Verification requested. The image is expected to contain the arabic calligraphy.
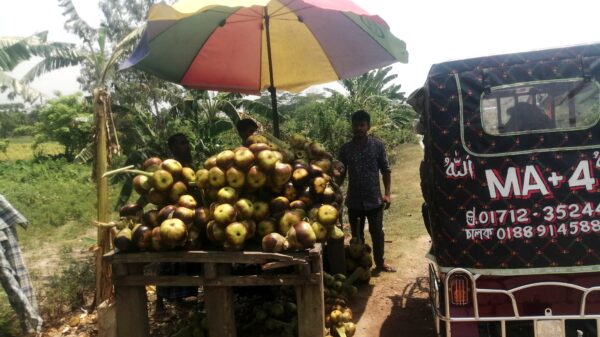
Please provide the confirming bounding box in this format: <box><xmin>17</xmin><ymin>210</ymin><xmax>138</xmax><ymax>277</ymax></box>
<box><xmin>444</xmin><ymin>151</ymin><xmax>475</xmax><ymax>179</ymax></box>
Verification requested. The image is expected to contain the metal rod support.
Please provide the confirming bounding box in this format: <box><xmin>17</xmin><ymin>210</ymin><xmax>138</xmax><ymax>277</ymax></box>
<box><xmin>263</xmin><ymin>7</ymin><xmax>280</xmax><ymax>138</ymax></box>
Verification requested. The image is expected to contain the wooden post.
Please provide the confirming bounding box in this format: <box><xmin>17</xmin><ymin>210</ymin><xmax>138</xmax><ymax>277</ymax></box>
<box><xmin>325</xmin><ymin>236</ymin><xmax>346</xmax><ymax>275</ymax></box>
<box><xmin>94</xmin><ymin>87</ymin><xmax>113</xmax><ymax>307</ymax></box>
<box><xmin>114</xmin><ymin>263</ymin><xmax>149</xmax><ymax>337</ymax></box>
<box><xmin>295</xmin><ymin>254</ymin><xmax>325</xmax><ymax>337</ymax></box>
<box><xmin>204</xmin><ymin>263</ymin><xmax>236</xmax><ymax>337</ymax></box>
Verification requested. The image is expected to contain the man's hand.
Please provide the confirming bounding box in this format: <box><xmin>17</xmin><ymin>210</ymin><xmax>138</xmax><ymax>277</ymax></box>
<box><xmin>383</xmin><ymin>195</ymin><xmax>391</xmax><ymax>210</ymax></box>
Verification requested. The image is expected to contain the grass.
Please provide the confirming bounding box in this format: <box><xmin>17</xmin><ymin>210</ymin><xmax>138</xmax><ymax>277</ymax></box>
<box><xmin>1</xmin><ymin>136</ymin><xmax>64</xmax><ymax>161</ymax></box>
<box><xmin>0</xmin><ymin>159</ymin><xmax>97</xmax><ymax>248</ymax></box>
<box><xmin>384</xmin><ymin>143</ymin><xmax>427</xmax><ymax>240</ymax></box>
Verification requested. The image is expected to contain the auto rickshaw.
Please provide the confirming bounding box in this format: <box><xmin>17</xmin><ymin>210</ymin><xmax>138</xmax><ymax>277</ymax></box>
<box><xmin>409</xmin><ymin>43</ymin><xmax>600</xmax><ymax>337</ymax></box>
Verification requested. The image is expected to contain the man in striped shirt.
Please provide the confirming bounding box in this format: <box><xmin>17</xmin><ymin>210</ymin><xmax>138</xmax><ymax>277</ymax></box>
<box><xmin>0</xmin><ymin>194</ymin><xmax>43</xmax><ymax>334</ymax></box>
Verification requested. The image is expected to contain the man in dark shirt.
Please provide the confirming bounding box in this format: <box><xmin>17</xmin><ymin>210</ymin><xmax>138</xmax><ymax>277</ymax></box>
<box><xmin>338</xmin><ymin>110</ymin><xmax>395</xmax><ymax>273</ymax></box>
<box><xmin>167</xmin><ymin>133</ymin><xmax>193</xmax><ymax>167</ymax></box>
<box><xmin>236</xmin><ymin>118</ymin><xmax>259</xmax><ymax>144</ymax></box>
<box><xmin>155</xmin><ymin>133</ymin><xmax>198</xmax><ymax>316</ymax></box>
<box><xmin>503</xmin><ymin>102</ymin><xmax>555</xmax><ymax>132</ymax></box>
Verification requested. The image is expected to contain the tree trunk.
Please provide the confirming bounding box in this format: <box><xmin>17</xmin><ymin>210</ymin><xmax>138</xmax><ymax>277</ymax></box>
<box><xmin>94</xmin><ymin>87</ymin><xmax>113</xmax><ymax>309</ymax></box>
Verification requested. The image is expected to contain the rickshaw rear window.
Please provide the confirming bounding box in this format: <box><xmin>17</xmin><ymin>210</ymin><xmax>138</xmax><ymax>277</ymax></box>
<box><xmin>481</xmin><ymin>78</ymin><xmax>600</xmax><ymax>135</ymax></box>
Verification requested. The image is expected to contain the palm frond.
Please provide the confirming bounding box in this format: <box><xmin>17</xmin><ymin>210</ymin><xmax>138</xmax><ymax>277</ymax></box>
<box><xmin>217</xmin><ymin>98</ymin><xmax>241</xmax><ymax>125</ymax></box>
<box><xmin>100</xmin><ymin>26</ymin><xmax>145</xmax><ymax>84</ymax></box>
<box><xmin>21</xmin><ymin>52</ymin><xmax>85</xmax><ymax>83</ymax></box>
<box><xmin>236</xmin><ymin>98</ymin><xmax>272</xmax><ymax>120</ymax></box>
<box><xmin>0</xmin><ymin>71</ymin><xmax>45</xmax><ymax>103</ymax></box>
<box><xmin>0</xmin><ymin>32</ymin><xmax>49</xmax><ymax>71</ymax></box>
<box><xmin>26</xmin><ymin>41</ymin><xmax>76</xmax><ymax>58</ymax></box>
<box><xmin>0</xmin><ymin>43</ymin><xmax>30</xmax><ymax>71</ymax></box>
<box><xmin>59</xmin><ymin>0</ymin><xmax>96</xmax><ymax>41</ymax></box>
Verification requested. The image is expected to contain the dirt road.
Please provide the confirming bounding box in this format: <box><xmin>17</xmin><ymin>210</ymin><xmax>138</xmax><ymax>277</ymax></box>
<box><xmin>351</xmin><ymin>235</ymin><xmax>434</xmax><ymax>337</ymax></box>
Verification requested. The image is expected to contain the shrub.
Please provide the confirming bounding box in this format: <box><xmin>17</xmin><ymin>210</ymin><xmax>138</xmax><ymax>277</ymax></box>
<box><xmin>41</xmin><ymin>254</ymin><xmax>95</xmax><ymax>319</ymax></box>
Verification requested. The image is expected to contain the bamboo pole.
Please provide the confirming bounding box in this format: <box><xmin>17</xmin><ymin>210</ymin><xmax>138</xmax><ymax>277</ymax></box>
<box><xmin>94</xmin><ymin>87</ymin><xmax>113</xmax><ymax>308</ymax></box>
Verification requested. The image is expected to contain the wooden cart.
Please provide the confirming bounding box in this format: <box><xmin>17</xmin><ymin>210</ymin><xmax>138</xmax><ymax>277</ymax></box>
<box><xmin>103</xmin><ymin>244</ymin><xmax>325</xmax><ymax>337</ymax></box>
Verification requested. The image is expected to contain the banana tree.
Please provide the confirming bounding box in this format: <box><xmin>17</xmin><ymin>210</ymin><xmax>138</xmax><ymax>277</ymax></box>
<box><xmin>340</xmin><ymin>66</ymin><xmax>406</xmax><ymax>104</ymax></box>
<box><xmin>46</xmin><ymin>0</ymin><xmax>148</xmax><ymax>308</ymax></box>
<box><xmin>12</xmin><ymin>0</ymin><xmax>172</xmax><ymax>309</ymax></box>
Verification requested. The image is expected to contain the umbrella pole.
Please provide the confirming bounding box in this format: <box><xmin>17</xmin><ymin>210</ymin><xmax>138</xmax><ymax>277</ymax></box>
<box><xmin>264</xmin><ymin>7</ymin><xmax>280</xmax><ymax>138</ymax></box>
<box><xmin>268</xmin><ymin>87</ymin><xmax>279</xmax><ymax>138</ymax></box>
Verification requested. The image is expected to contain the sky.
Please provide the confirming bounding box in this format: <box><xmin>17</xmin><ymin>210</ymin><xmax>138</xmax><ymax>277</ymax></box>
<box><xmin>2</xmin><ymin>0</ymin><xmax>600</xmax><ymax>102</ymax></box>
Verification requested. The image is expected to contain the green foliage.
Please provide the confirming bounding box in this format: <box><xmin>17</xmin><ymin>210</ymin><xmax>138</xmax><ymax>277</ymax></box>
<box><xmin>0</xmin><ymin>139</ymin><xmax>7</xmax><ymax>157</ymax></box>
<box><xmin>0</xmin><ymin>158</ymin><xmax>96</xmax><ymax>231</ymax></box>
<box><xmin>280</xmin><ymin>97</ymin><xmax>351</xmax><ymax>152</ymax></box>
<box><xmin>324</xmin><ymin>67</ymin><xmax>418</xmax><ymax>158</ymax></box>
<box><xmin>274</xmin><ymin>67</ymin><xmax>418</xmax><ymax>158</ymax></box>
<box><xmin>32</xmin><ymin>94</ymin><xmax>92</xmax><ymax>161</ymax></box>
<box><xmin>368</xmin><ymin>104</ymin><xmax>418</xmax><ymax>162</ymax></box>
<box><xmin>116</xmin><ymin>88</ymin><xmax>238</xmax><ymax>157</ymax></box>
<box><xmin>0</xmin><ymin>103</ymin><xmax>32</xmax><ymax>138</ymax></box>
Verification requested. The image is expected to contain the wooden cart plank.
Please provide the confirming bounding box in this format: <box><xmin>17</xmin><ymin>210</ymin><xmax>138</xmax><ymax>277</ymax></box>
<box><xmin>114</xmin><ymin>274</ymin><xmax>320</xmax><ymax>287</ymax></box>
<box><xmin>104</xmin><ymin>250</ymin><xmax>298</xmax><ymax>264</ymax></box>
<box><xmin>104</xmin><ymin>245</ymin><xmax>321</xmax><ymax>263</ymax></box>
<box><xmin>261</xmin><ymin>260</ymin><xmax>308</xmax><ymax>271</ymax></box>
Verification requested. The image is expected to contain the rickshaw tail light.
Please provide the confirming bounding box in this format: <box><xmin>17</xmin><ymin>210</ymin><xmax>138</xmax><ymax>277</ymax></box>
<box><xmin>449</xmin><ymin>274</ymin><xmax>470</xmax><ymax>306</ymax></box>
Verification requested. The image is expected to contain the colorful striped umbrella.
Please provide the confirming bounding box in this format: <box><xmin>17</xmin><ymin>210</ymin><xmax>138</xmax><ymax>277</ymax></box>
<box><xmin>121</xmin><ymin>0</ymin><xmax>408</xmax><ymax>136</ymax></box>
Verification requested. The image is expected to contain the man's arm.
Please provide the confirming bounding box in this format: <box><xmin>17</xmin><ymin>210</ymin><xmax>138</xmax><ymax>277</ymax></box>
<box><xmin>335</xmin><ymin>145</ymin><xmax>347</xmax><ymax>186</ymax></box>
<box><xmin>377</xmin><ymin>141</ymin><xmax>392</xmax><ymax>209</ymax></box>
<box><xmin>382</xmin><ymin>171</ymin><xmax>391</xmax><ymax>209</ymax></box>
<box><xmin>336</xmin><ymin>168</ymin><xmax>346</xmax><ymax>186</ymax></box>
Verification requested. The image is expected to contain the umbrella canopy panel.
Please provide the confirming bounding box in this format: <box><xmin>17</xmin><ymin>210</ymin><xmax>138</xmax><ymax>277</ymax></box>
<box><xmin>122</xmin><ymin>0</ymin><xmax>408</xmax><ymax>94</ymax></box>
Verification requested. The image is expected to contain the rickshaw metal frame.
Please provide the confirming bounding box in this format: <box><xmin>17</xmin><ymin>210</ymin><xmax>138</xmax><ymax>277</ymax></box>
<box><xmin>429</xmin><ymin>263</ymin><xmax>600</xmax><ymax>337</ymax></box>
